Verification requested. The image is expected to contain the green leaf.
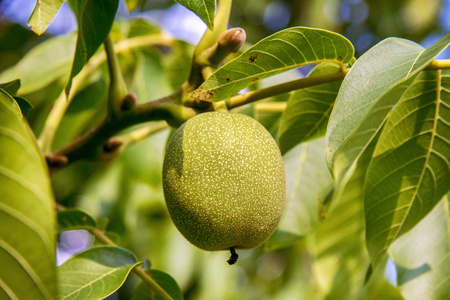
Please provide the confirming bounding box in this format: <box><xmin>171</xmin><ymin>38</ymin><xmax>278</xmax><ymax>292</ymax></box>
<box><xmin>0</xmin><ymin>34</ymin><xmax>76</xmax><ymax>95</ymax></box>
<box><xmin>278</xmin><ymin>62</ymin><xmax>342</xmax><ymax>154</ymax></box>
<box><xmin>0</xmin><ymin>89</ymin><xmax>57</xmax><ymax>299</ymax></box>
<box><xmin>326</xmin><ymin>33</ymin><xmax>450</xmax><ymax>182</ymax></box>
<box><xmin>389</xmin><ymin>196</ymin><xmax>449</xmax><ymax>300</ymax></box>
<box><xmin>194</xmin><ymin>27</ymin><xmax>354</xmax><ymax>102</ymax></box>
<box><xmin>277</xmin><ymin>138</ymin><xmax>334</xmax><ymax>239</ymax></box>
<box><xmin>27</xmin><ymin>0</ymin><xmax>67</xmax><ymax>35</ymax></box>
<box><xmin>0</xmin><ymin>79</ymin><xmax>21</xmax><ymax>95</ymax></box>
<box><xmin>364</xmin><ymin>69</ymin><xmax>450</xmax><ymax>266</ymax></box>
<box><xmin>174</xmin><ymin>0</ymin><xmax>215</xmax><ymax>30</ymax></box>
<box><xmin>58</xmin><ymin>208</ymin><xmax>97</xmax><ymax>232</ymax></box>
<box><xmin>67</xmin><ymin>0</ymin><xmax>119</xmax><ymax>93</ymax></box>
<box><xmin>132</xmin><ymin>269</ymin><xmax>184</xmax><ymax>300</ymax></box>
<box><xmin>58</xmin><ymin>246</ymin><xmax>142</xmax><ymax>300</ymax></box>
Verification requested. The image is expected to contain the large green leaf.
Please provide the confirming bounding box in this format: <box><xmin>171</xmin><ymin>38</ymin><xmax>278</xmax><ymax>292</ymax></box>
<box><xmin>364</xmin><ymin>69</ymin><xmax>450</xmax><ymax>266</ymax></box>
<box><xmin>67</xmin><ymin>0</ymin><xmax>119</xmax><ymax>93</ymax></box>
<box><xmin>278</xmin><ymin>62</ymin><xmax>342</xmax><ymax>154</ymax></box>
<box><xmin>0</xmin><ymin>34</ymin><xmax>76</xmax><ymax>95</ymax></box>
<box><xmin>27</xmin><ymin>0</ymin><xmax>67</xmax><ymax>35</ymax></box>
<box><xmin>132</xmin><ymin>269</ymin><xmax>184</xmax><ymax>300</ymax></box>
<box><xmin>193</xmin><ymin>27</ymin><xmax>354</xmax><ymax>102</ymax></box>
<box><xmin>326</xmin><ymin>33</ymin><xmax>450</xmax><ymax>182</ymax></box>
<box><xmin>0</xmin><ymin>89</ymin><xmax>57</xmax><ymax>299</ymax></box>
<box><xmin>174</xmin><ymin>0</ymin><xmax>215</xmax><ymax>30</ymax></box>
<box><xmin>58</xmin><ymin>246</ymin><xmax>141</xmax><ymax>300</ymax></box>
<box><xmin>390</xmin><ymin>196</ymin><xmax>449</xmax><ymax>300</ymax></box>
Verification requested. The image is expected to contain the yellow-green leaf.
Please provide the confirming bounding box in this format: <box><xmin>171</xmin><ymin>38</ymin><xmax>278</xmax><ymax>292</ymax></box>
<box><xmin>364</xmin><ymin>69</ymin><xmax>450</xmax><ymax>266</ymax></box>
<box><xmin>58</xmin><ymin>246</ymin><xmax>141</xmax><ymax>300</ymax></box>
<box><xmin>326</xmin><ymin>33</ymin><xmax>450</xmax><ymax>183</ymax></box>
<box><xmin>27</xmin><ymin>0</ymin><xmax>67</xmax><ymax>35</ymax></box>
<box><xmin>0</xmin><ymin>89</ymin><xmax>57</xmax><ymax>299</ymax></box>
<box><xmin>194</xmin><ymin>27</ymin><xmax>354</xmax><ymax>102</ymax></box>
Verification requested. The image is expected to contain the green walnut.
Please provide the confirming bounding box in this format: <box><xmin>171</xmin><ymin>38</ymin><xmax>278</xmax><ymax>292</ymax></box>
<box><xmin>162</xmin><ymin>112</ymin><xmax>286</xmax><ymax>264</ymax></box>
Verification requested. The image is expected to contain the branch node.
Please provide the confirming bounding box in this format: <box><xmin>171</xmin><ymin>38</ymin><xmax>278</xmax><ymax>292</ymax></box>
<box><xmin>121</xmin><ymin>92</ymin><xmax>137</xmax><ymax>111</ymax></box>
<box><xmin>45</xmin><ymin>154</ymin><xmax>68</xmax><ymax>168</ymax></box>
<box><xmin>103</xmin><ymin>138</ymin><xmax>123</xmax><ymax>153</ymax></box>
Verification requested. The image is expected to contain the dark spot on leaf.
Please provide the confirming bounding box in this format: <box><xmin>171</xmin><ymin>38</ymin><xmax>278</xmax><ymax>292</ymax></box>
<box><xmin>252</xmin><ymin>77</ymin><xmax>259</xmax><ymax>82</ymax></box>
<box><xmin>193</xmin><ymin>87</ymin><xmax>215</xmax><ymax>102</ymax></box>
<box><xmin>339</xmin><ymin>55</ymin><xmax>343</xmax><ymax>59</ymax></box>
<box><xmin>249</xmin><ymin>54</ymin><xmax>258</xmax><ymax>63</ymax></box>
<box><xmin>226</xmin><ymin>78</ymin><xmax>230</xmax><ymax>82</ymax></box>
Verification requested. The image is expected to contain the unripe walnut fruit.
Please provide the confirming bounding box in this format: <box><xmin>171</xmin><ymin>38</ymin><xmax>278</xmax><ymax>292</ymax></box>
<box><xmin>162</xmin><ymin>112</ymin><xmax>286</xmax><ymax>254</ymax></box>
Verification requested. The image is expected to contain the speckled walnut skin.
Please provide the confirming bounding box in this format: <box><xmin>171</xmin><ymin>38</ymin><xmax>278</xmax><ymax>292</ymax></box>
<box><xmin>163</xmin><ymin>112</ymin><xmax>286</xmax><ymax>251</ymax></box>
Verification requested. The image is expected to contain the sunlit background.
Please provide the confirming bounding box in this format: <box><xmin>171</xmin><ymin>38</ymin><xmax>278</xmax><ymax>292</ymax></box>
<box><xmin>0</xmin><ymin>0</ymin><xmax>448</xmax><ymax>299</ymax></box>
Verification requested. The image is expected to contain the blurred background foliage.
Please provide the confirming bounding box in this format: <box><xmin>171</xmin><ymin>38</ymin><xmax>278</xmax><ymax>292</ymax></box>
<box><xmin>0</xmin><ymin>0</ymin><xmax>448</xmax><ymax>299</ymax></box>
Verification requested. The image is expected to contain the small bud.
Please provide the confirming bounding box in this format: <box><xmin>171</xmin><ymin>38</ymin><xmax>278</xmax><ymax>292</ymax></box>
<box><xmin>46</xmin><ymin>155</ymin><xmax>68</xmax><ymax>168</ymax></box>
<box><xmin>218</xmin><ymin>28</ymin><xmax>246</xmax><ymax>53</ymax></box>
<box><xmin>121</xmin><ymin>93</ymin><xmax>137</xmax><ymax>111</ymax></box>
<box><xmin>103</xmin><ymin>138</ymin><xmax>123</xmax><ymax>153</ymax></box>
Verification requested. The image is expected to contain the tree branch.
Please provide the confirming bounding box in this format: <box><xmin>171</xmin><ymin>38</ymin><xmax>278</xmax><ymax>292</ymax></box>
<box><xmin>226</xmin><ymin>68</ymin><xmax>349</xmax><ymax>109</ymax></box>
<box><xmin>49</xmin><ymin>90</ymin><xmax>199</xmax><ymax>172</ymax></box>
<box><xmin>425</xmin><ymin>59</ymin><xmax>450</xmax><ymax>70</ymax></box>
<box><xmin>183</xmin><ymin>0</ymin><xmax>236</xmax><ymax>108</ymax></box>
<box><xmin>48</xmin><ymin>58</ymin><xmax>450</xmax><ymax>172</ymax></box>
<box><xmin>193</xmin><ymin>0</ymin><xmax>233</xmax><ymax>58</ymax></box>
<box><xmin>38</xmin><ymin>33</ymin><xmax>173</xmax><ymax>153</ymax></box>
<box><xmin>253</xmin><ymin>102</ymin><xmax>287</xmax><ymax>113</ymax></box>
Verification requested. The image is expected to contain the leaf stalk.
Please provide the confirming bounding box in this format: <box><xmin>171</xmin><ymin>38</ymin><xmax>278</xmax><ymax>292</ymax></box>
<box><xmin>38</xmin><ymin>33</ymin><xmax>173</xmax><ymax>153</ymax></box>
<box><xmin>226</xmin><ymin>68</ymin><xmax>349</xmax><ymax>109</ymax></box>
<box><xmin>104</xmin><ymin>34</ymin><xmax>128</xmax><ymax>118</ymax></box>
